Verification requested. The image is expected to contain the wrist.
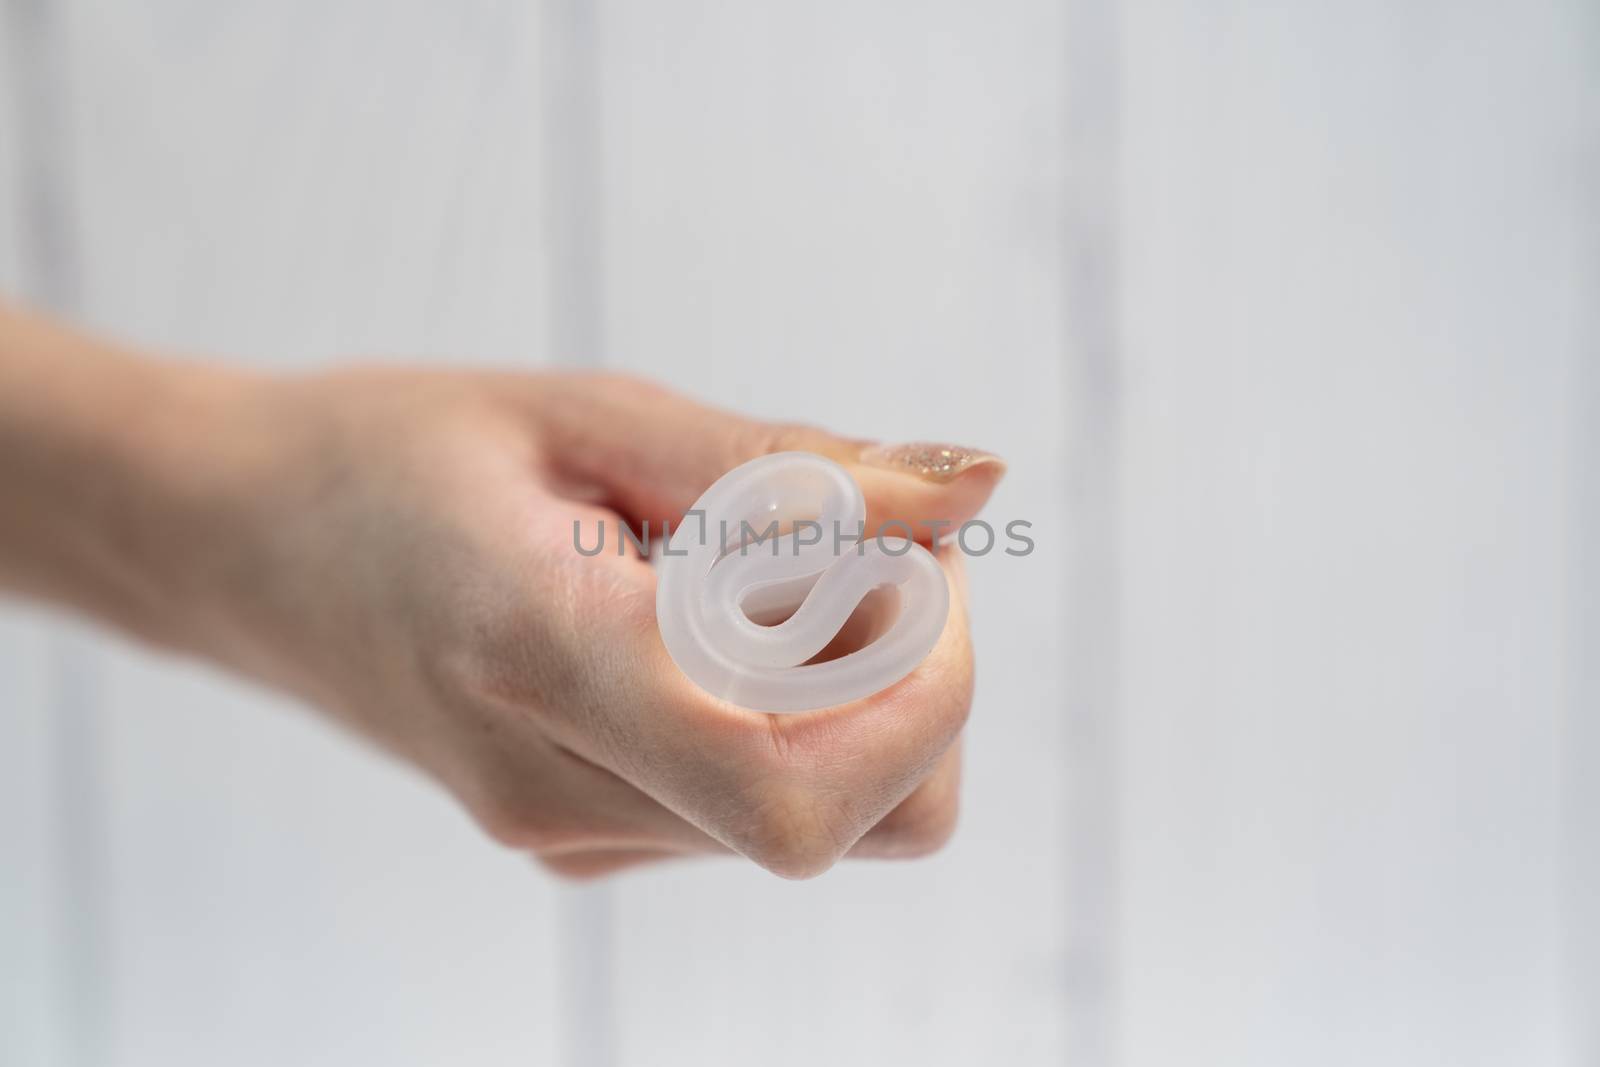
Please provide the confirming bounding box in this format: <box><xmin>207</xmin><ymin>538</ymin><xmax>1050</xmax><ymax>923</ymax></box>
<box><xmin>0</xmin><ymin>307</ymin><xmax>273</xmax><ymax>656</ymax></box>
<box><xmin>99</xmin><ymin>358</ymin><xmax>278</xmax><ymax>657</ymax></box>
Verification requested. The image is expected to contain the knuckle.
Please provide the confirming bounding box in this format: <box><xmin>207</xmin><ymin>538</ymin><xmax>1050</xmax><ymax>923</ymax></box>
<box><xmin>914</xmin><ymin>650</ymin><xmax>976</xmax><ymax>740</ymax></box>
<box><xmin>760</xmin><ymin>421</ymin><xmax>815</xmax><ymax>453</ymax></box>
<box><xmin>743</xmin><ymin>420</ymin><xmax>832</xmax><ymax>461</ymax></box>
<box><xmin>731</xmin><ymin>785</ymin><xmax>855</xmax><ymax>880</ymax></box>
<box><xmin>534</xmin><ymin>854</ymin><xmax>605</xmax><ymax>882</ymax></box>
<box><xmin>873</xmin><ymin>790</ymin><xmax>960</xmax><ymax>858</ymax></box>
<box><xmin>473</xmin><ymin>797</ymin><xmax>569</xmax><ymax>853</ymax></box>
<box><xmin>536</xmin><ymin>852</ymin><xmax>646</xmax><ymax>882</ymax></box>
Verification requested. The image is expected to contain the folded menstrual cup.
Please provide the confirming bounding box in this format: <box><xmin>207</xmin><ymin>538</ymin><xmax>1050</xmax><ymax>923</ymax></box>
<box><xmin>656</xmin><ymin>452</ymin><xmax>949</xmax><ymax>712</ymax></box>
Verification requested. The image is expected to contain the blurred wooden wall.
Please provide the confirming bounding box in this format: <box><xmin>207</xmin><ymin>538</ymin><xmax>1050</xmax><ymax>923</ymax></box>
<box><xmin>1</xmin><ymin>1</ymin><xmax>1594</xmax><ymax>1065</ymax></box>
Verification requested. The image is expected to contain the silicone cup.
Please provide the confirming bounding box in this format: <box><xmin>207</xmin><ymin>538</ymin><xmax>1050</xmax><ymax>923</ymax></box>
<box><xmin>656</xmin><ymin>452</ymin><xmax>950</xmax><ymax>712</ymax></box>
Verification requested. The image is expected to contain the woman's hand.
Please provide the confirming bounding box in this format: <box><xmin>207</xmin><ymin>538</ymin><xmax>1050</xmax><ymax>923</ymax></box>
<box><xmin>0</xmin><ymin>307</ymin><xmax>1005</xmax><ymax>878</ymax></box>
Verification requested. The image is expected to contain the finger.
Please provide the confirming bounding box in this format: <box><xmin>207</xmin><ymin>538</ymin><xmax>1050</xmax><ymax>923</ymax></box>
<box><xmin>524</xmin><ymin>374</ymin><xmax>1006</xmax><ymax>539</ymax></box>
<box><xmin>536</xmin><ymin>847</ymin><xmax>687</xmax><ymax>880</ymax></box>
<box><xmin>447</xmin><ymin>702</ymin><xmax>727</xmax><ymax>856</ymax></box>
<box><xmin>849</xmin><ymin>740</ymin><xmax>962</xmax><ymax>859</ymax></box>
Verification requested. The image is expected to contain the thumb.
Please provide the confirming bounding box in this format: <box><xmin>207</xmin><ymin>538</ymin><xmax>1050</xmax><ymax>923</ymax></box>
<box><xmin>528</xmin><ymin>374</ymin><xmax>1006</xmax><ymax>539</ymax></box>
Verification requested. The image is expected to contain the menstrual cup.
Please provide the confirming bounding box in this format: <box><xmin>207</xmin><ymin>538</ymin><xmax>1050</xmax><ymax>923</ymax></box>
<box><xmin>656</xmin><ymin>452</ymin><xmax>949</xmax><ymax>712</ymax></box>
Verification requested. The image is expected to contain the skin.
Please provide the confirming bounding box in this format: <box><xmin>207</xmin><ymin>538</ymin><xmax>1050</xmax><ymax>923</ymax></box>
<box><xmin>0</xmin><ymin>303</ymin><xmax>1004</xmax><ymax>879</ymax></box>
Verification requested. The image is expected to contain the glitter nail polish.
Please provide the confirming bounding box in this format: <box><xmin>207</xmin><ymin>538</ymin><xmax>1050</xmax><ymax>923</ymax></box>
<box><xmin>858</xmin><ymin>442</ymin><xmax>1002</xmax><ymax>483</ymax></box>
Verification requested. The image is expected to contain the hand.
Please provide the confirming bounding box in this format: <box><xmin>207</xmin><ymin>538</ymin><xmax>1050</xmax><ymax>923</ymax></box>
<box><xmin>1</xmin><ymin>313</ymin><xmax>1005</xmax><ymax>879</ymax></box>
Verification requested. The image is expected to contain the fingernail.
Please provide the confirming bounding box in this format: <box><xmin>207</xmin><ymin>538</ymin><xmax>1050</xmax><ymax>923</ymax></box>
<box><xmin>858</xmin><ymin>442</ymin><xmax>1006</xmax><ymax>484</ymax></box>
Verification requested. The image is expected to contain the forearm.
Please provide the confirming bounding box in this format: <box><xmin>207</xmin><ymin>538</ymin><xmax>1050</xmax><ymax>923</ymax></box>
<box><xmin>0</xmin><ymin>303</ymin><xmax>261</xmax><ymax>651</ymax></box>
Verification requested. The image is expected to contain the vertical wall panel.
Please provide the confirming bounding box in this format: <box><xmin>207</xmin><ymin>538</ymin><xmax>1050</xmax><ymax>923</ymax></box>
<box><xmin>539</xmin><ymin>2</ymin><xmax>620</xmax><ymax>1064</ymax></box>
<box><xmin>2</xmin><ymin>4</ymin><xmax>93</xmax><ymax>1065</ymax></box>
<box><xmin>593</xmin><ymin>3</ymin><xmax>1071</xmax><ymax>1064</ymax></box>
<box><xmin>1573</xmin><ymin>285</ymin><xmax>1599</xmax><ymax>1066</ymax></box>
<box><xmin>1114</xmin><ymin>1</ymin><xmax>1592</xmax><ymax>1064</ymax></box>
<box><xmin>1567</xmin><ymin>11</ymin><xmax>1600</xmax><ymax>1056</ymax></box>
<box><xmin>1059</xmin><ymin>0</ymin><xmax>1122</xmax><ymax>1059</ymax></box>
<box><xmin>0</xmin><ymin>16</ymin><xmax>53</xmax><ymax>1065</ymax></box>
<box><xmin>0</xmin><ymin>3</ymin><xmax>17</xmax><ymax>280</ymax></box>
<box><xmin>0</xmin><ymin>605</ymin><xmax>70</xmax><ymax>1067</ymax></box>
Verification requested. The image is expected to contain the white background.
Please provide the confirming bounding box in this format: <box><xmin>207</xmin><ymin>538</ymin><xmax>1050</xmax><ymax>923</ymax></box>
<box><xmin>1</xmin><ymin>2</ymin><xmax>1595</xmax><ymax>1065</ymax></box>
